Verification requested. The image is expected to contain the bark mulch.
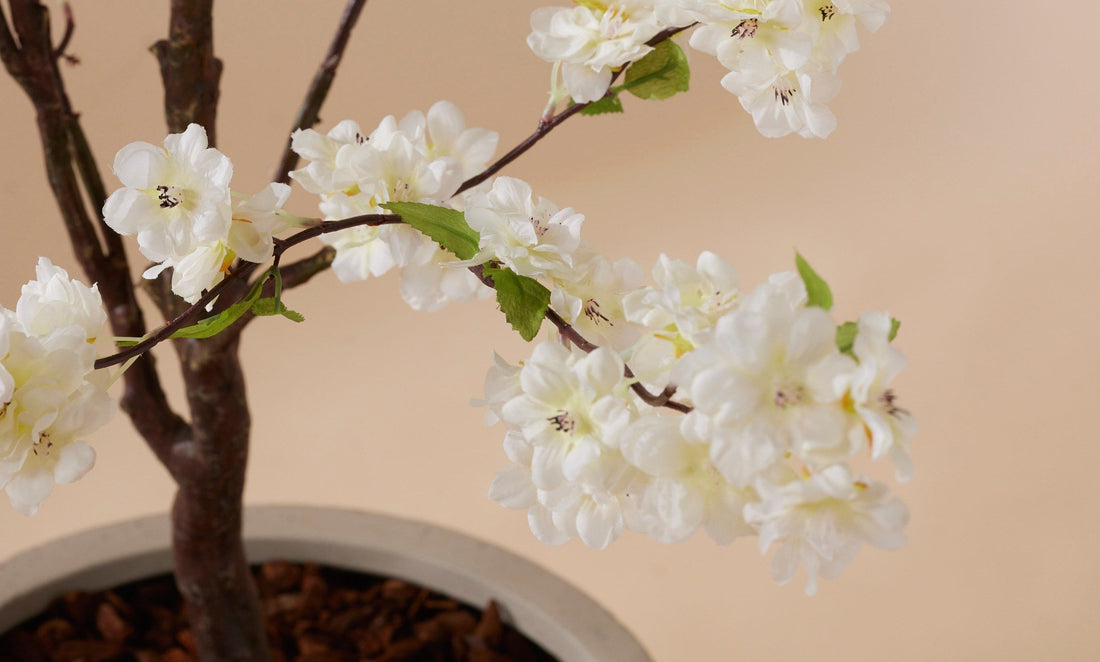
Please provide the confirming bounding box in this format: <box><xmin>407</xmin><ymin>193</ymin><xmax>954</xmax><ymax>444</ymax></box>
<box><xmin>0</xmin><ymin>561</ymin><xmax>559</xmax><ymax>662</ymax></box>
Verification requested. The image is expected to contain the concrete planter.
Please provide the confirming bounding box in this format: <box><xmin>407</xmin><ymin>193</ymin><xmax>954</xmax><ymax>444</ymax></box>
<box><xmin>0</xmin><ymin>505</ymin><xmax>651</xmax><ymax>661</ymax></box>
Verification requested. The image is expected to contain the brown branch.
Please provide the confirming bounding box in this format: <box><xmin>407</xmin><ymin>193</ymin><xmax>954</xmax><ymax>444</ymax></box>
<box><xmin>93</xmin><ymin>214</ymin><xmax>399</xmax><ymax>369</ymax></box>
<box><xmin>52</xmin><ymin>1</ymin><xmax>72</xmax><ymax>59</ymax></box>
<box><xmin>151</xmin><ymin>0</ymin><xmax>221</xmax><ymax>141</ymax></box>
<box><xmin>455</xmin><ymin>24</ymin><xmax>693</xmax><ymax>197</ymax></box>
<box><xmin>474</xmin><ymin>270</ymin><xmax>694</xmax><ymax>414</ymax></box>
<box><xmin>273</xmin><ymin>0</ymin><xmax>369</xmax><ymax>184</ymax></box>
<box><xmin>454</xmin><ymin>100</ymin><xmax>588</xmax><ymax>196</ymax></box>
<box><xmin>0</xmin><ymin>6</ymin><xmax>22</xmax><ymax>75</ymax></box>
<box><xmin>150</xmin><ymin>3</ymin><xmax>271</xmax><ymax>659</ymax></box>
<box><xmin>2</xmin><ymin>0</ymin><xmax>188</xmax><ymax>466</ymax></box>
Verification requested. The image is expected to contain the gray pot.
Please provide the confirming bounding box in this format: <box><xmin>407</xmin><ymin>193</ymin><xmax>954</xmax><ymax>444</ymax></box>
<box><xmin>0</xmin><ymin>505</ymin><xmax>651</xmax><ymax>661</ymax></box>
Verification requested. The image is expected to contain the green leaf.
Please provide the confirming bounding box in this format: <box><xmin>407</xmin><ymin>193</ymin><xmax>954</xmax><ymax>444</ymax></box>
<box><xmin>251</xmin><ymin>297</ymin><xmax>305</xmax><ymax>323</ymax></box>
<box><xmin>622</xmin><ymin>40</ymin><xmax>690</xmax><ymax>101</ymax></box>
<box><xmin>382</xmin><ymin>201</ymin><xmax>480</xmax><ymax>261</ymax></box>
<box><xmin>837</xmin><ymin>317</ymin><xmax>902</xmax><ymax>356</ymax></box>
<box><xmin>579</xmin><ymin>94</ymin><xmax>624</xmax><ymax>116</ymax></box>
<box><xmin>171</xmin><ymin>271</ymin><xmax>271</xmax><ymax>339</ymax></box>
<box><xmin>795</xmin><ymin>252</ymin><xmax>833</xmax><ymax>311</ymax></box>
<box><xmin>836</xmin><ymin>322</ymin><xmax>858</xmax><ymax>355</ymax></box>
<box><xmin>484</xmin><ymin>265</ymin><xmax>550</xmax><ymax>342</ymax></box>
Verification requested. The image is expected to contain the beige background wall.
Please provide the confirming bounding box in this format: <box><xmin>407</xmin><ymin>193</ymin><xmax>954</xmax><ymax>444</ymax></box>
<box><xmin>1</xmin><ymin>1</ymin><xmax>1098</xmax><ymax>660</ymax></box>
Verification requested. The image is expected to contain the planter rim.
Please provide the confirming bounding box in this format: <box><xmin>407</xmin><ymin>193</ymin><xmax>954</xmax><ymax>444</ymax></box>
<box><xmin>0</xmin><ymin>504</ymin><xmax>652</xmax><ymax>662</ymax></box>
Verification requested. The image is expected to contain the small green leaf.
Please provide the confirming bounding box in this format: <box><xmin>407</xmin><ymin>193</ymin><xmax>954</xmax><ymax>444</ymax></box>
<box><xmin>836</xmin><ymin>322</ymin><xmax>858</xmax><ymax>355</ymax></box>
<box><xmin>484</xmin><ymin>265</ymin><xmax>550</xmax><ymax>342</ymax></box>
<box><xmin>837</xmin><ymin>317</ymin><xmax>902</xmax><ymax>356</ymax></box>
<box><xmin>382</xmin><ymin>201</ymin><xmax>480</xmax><ymax>261</ymax></box>
<box><xmin>579</xmin><ymin>94</ymin><xmax>624</xmax><ymax>116</ymax></box>
<box><xmin>251</xmin><ymin>297</ymin><xmax>305</xmax><ymax>323</ymax></box>
<box><xmin>622</xmin><ymin>40</ymin><xmax>690</xmax><ymax>101</ymax></box>
<box><xmin>795</xmin><ymin>252</ymin><xmax>833</xmax><ymax>311</ymax></box>
<box><xmin>171</xmin><ymin>271</ymin><xmax>271</xmax><ymax>340</ymax></box>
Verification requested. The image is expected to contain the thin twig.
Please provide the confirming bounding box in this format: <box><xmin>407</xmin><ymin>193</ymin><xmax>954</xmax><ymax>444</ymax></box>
<box><xmin>0</xmin><ymin>6</ymin><xmax>23</xmax><ymax>76</ymax></box>
<box><xmin>273</xmin><ymin>0</ymin><xmax>368</xmax><ymax>184</ymax></box>
<box><xmin>478</xmin><ymin>270</ymin><xmax>693</xmax><ymax>414</ymax></box>
<box><xmin>93</xmin><ymin>213</ymin><xmax>400</xmax><ymax>369</ymax></box>
<box><xmin>454</xmin><ymin>23</ymin><xmax>693</xmax><ymax>197</ymax></box>
<box><xmin>52</xmin><ymin>1</ymin><xmax>72</xmax><ymax>59</ymax></box>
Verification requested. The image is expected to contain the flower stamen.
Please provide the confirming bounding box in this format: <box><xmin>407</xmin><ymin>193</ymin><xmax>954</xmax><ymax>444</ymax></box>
<box><xmin>547</xmin><ymin>410</ymin><xmax>577</xmax><ymax>434</ymax></box>
<box><xmin>731</xmin><ymin>19</ymin><xmax>759</xmax><ymax>40</ymax></box>
<box><xmin>155</xmin><ymin>185</ymin><xmax>183</xmax><ymax>209</ymax></box>
<box><xmin>584</xmin><ymin>298</ymin><xmax>612</xmax><ymax>326</ymax></box>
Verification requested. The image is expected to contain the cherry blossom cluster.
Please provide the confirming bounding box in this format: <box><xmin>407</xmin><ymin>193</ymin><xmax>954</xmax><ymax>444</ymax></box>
<box><xmin>472</xmin><ymin>179</ymin><xmax>914</xmax><ymax>593</ymax></box>
<box><xmin>528</xmin><ymin>0</ymin><xmax>890</xmax><ymax>137</ymax></box>
<box><xmin>10</xmin><ymin>74</ymin><xmax>914</xmax><ymax>592</ymax></box>
<box><xmin>0</xmin><ymin>259</ymin><xmax>114</xmax><ymax>516</ymax></box>
<box><xmin>102</xmin><ymin>124</ymin><xmax>294</xmax><ymax>303</ymax></box>
<box><xmin>289</xmin><ymin>101</ymin><xmax>499</xmax><ymax>311</ymax></box>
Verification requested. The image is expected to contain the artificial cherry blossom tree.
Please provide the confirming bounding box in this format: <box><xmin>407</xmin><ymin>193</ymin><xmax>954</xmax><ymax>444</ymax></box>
<box><xmin>0</xmin><ymin>1</ymin><xmax>912</xmax><ymax>661</ymax></box>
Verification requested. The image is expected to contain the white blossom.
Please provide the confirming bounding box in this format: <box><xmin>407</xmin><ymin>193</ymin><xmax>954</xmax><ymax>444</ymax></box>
<box><xmin>0</xmin><ymin>264</ymin><xmax>113</xmax><ymax>516</ymax></box>
<box><xmin>676</xmin><ymin>279</ymin><xmax>847</xmax><ymax>486</ymax></box>
<box><xmin>486</xmin><ymin>345</ymin><xmax>642</xmax><ymax>552</ymax></box>
<box><xmin>102</xmin><ymin>123</ymin><xmax>233</xmax><ymax>263</ymax></box>
<box><xmin>814</xmin><ymin>311</ymin><xmax>916</xmax><ymax>480</ymax></box>
<box><xmin>463</xmin><ymin>177</ymin><xmax>585</xmax><ymax>280</ymax></box>
<box><xmin>398</xmin><ymin>240</ymin><xmax>493</xmax><ymax>312</ymax></box>
<box><xmin>491</xmin><ymin>341</ymin><xmax>645</xmax><ymax>549</ymax></box>
<box><xmin>744</xmin><ymin>464</ymin><xmax>908</xmax><ymax>595</ymax></box>
<box><xmin>292</xmin><ymin>103</ymin><xmax>498</xmax><ymax>305</ymax></box>
<box><xmin>229</xmin><ymin>182</ymin><xmax>294</xmax><ymax>264</ymax></box>
<box><xmin>622</xmin><ymin>252</ymin><xmax>741</xmax><ymax>386</ymax></box>
<box><xmin>528</xmin><ymin>2</ymin><xmax>664</xmax><ymax>102</ymax></box>
<box><xmin>16</xmin><ymin>258</ymin><xmax>107</xmax><ymax>344</ymax></box>
<box><xmin>620</xmin><ymin>413</ymin><xmax>754</xmax><ymax>544</ymax></box>
<box><xmin>501</xmin><ymin>342</ymin><xmax>632</xmax><ymax>490</ymax></box>
<box><xmin>550</xmin><ymin>251</ymin><xmax>643</xmax><ymax>351</ymax></box>
<box><xmin>803</xmin><ymin>0</ymin><xmax>891</xmax><ymax>70</ymax></box>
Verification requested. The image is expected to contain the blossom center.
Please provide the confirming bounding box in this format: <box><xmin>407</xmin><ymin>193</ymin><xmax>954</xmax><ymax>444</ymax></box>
<box><xmin>773</xmin><ymin>81</ymin><xmax>797</xmax><ymax>106</ymax></box>
<box><xmin>819</xmin><ymin>3</ymin><xmax>838</xmax><ymax>21</ymax></box>
<box><xmin>731</xmin><ymin>19</ymin><xmax>759</xmax><ymax>40</ymax></box>
<box><xmin>584</xmin><ymin>298</ymin><xmax>612</xmax><ymax>325</ymax></box>
<box><xmin>155</xmin><ymin>184</ymin><xmax>185</xmax><ymax>209</ymax></box>
<box><xmin>773</xmin><ymin>383</ymin><xmax>805</xmax><ymax>409</ymax></box>
<box><xmin>529</xmin><ymin>214</ymin><xmax>550</xmax><ymax>238</ymax></box>
<box><xmin>32</xmin><ymin>431</ymin><xmax>53</xmax><ymax>457</ymax></box>
<box><xmin>547</xmin><ymin>409</ymin><xmax>577</xmax><ymax>434</ymax></box>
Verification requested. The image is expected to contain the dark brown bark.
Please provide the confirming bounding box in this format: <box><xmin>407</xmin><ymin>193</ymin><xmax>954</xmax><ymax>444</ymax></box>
<box><xmin>152</xmin><ymin>0</ymin><xmax>222</xmax><ymax>141</ymax></box>
<box><xmin>171</xmin><ymin>335</ymin><xmax>267</xmax><ymax>662</ymax></box>
<box><xmin>0</xmin><ymin>1</ymin><xmax>188</xmax><ymax>467</ymax></box>
<box><xmin>150</xmin><ymin>2</ymin><xmax>271</xmax><ymax>660</ymax></box>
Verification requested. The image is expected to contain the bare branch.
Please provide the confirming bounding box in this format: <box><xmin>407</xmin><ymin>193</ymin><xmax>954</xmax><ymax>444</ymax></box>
<box><xmin>0</xmin><ymin>6</ymin><xmax>23</xmax><ymax>77</ymax></box>
<box><xmin>52</xmin><ymin>1</ymin><xmax>72</xmax><ymax>59</ymax></box>
<box><xmin>3</xmin><ymin>0</ymin><xmax>188</xmax><ymax>464</ymax></box>
<box><xmin>273</xmin><ymin>0</ymin><xmax>368</xmax><ymax>183</ymax></box>
<box><xmin>474</xmin><ymin>269</ymin><xmax>694</xmax><ymax>414</ymax></box>
<box><xmin>151</xmin><ymin>0</ymin><xmax>222</xmax><ymax>141</ymax></box>
<box><xmin>93</xmin><ymin>214</ymin><xmax>399</xmax><ymax>369</ymax></box>
<box><xmin>455</xmin><ymin>24</ymin><xmax>693</xmax><ymax>197</ymax></box>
